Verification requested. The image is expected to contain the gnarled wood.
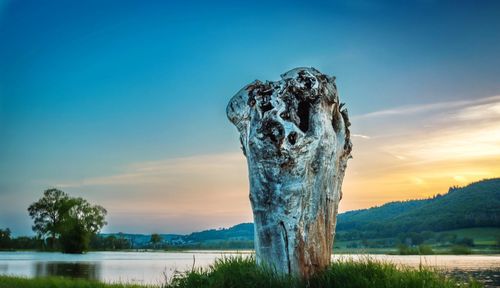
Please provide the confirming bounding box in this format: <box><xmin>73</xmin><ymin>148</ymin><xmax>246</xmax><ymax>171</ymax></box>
<box><xmin>227</xmin><ymin>67</ymin><xmax>352</xmax><ymax>278</ymax></box>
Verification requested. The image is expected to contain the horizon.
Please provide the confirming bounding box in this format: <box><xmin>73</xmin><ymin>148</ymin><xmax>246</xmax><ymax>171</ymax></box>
<box><xmin>1</xmin><ymin>0</ymin><xmax>500</xmax><ymax>236</ymax></box>
<box><xmin>101</xmin><ymin>176</ymin><xmax>499</xmax><ymax>236</ymax></box>
<box><xmin>5</xmin><ymin>175</ymin><xmax>499</xmax><ymax>237</ymax></box>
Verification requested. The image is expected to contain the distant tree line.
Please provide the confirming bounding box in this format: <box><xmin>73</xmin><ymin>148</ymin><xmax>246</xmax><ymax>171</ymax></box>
<box><xmin>89</xmin><ymin>234</ymin><xmax>132</xmax><ymax>250</ymax></box>
<box><xmin>0</xmin><ymin>228</ymin><xmax>43</xmax><ymax>250</ymax></box>
<box><xmin>337</xmin><ymin>230</ymin><xmax>479</xmax><ymax>249</ymax></box>
<box><xmin>0</xmin><ymin>228</ymin><xmax>134</xmax><ymax>251</ymax></box>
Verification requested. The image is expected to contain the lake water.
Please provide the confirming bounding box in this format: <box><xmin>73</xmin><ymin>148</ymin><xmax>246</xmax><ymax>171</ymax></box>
<box><xmin>0</xmin><ymin>251</ymin><xmax>499</xmax><ymax>287</ymax></box>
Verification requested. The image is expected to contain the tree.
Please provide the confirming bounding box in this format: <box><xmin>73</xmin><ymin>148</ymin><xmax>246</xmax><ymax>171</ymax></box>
<box><xmin>150</xmin><ymin>233</ymin><xmax>162</xmax><ymax>249</ymax></box>
<box><xmin>59</xmin><ymin>197</ymin><xmax>107</xmax><ymax>253</ymax></box>
<box><xmin>0</xmin><ymin>228</ymin><xmax>11</xmax><ymax>249</ymax></box>
<box><xmin>27</xmin><ymin>188</ymin><xmax>70</xmax><ymax>249</ymax></box>
<box><xmin>28</xmin><ymin>189</ymin><xmax>107</xmax><ymax>253</ymax></box>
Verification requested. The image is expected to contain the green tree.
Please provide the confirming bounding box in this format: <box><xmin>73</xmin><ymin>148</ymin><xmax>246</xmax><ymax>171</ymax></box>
<box><xmin>150</xmin><ymin>233</ymin><xmax>162</xmax><ymax>249</ymax></box>
<box><xmin>27</xmin><ymin>188</ymin><xmax>70</xmax><ymax>249</ymax></box>
<box><xmin>59</xmin><ymin>197</ymin><xmax>107</xmax><ymax>253</ymax></box>
<box><xmin>28</xmin><ymin>189</ymin><xmax>107</xmax><ymax>253</ymax></box>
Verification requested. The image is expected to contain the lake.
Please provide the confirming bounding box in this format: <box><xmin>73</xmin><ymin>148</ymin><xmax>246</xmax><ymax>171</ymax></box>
<box><xmin>0</xmin><ymin>251</ymin><xmax>499</xmax><ymax>287</ymax></box>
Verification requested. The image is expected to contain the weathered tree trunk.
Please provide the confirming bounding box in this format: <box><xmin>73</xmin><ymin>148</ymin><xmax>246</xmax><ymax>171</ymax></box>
<box><xmin>227</xmin><ymin>67</ymin><xmax>352</xmax><ymax>278</ymax></box>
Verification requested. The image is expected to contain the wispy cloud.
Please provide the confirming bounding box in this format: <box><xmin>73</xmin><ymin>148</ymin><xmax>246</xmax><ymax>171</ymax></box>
<box><xmin>351</xmin><ymin>134</ymin><xmax>371</xmax><ymax>139</ymax></box>
<box><xmin>353</xmin><ymin>95</ymin><xmax>500</xmax><ymax>119</ymax></box>
<box><xmin>383</xmin><ymin>95</ymin><xmax>500</xmax><ymax>162</ymax></box>
<box><xmin>55</xmin><ymin>153</ymin><xmax>252</xmax><ymax>233</ymax></box>
<box><xmin>57</xmin><ymin>153</ymin><xmax>246</xmax><ymax>188</ymax></box>
<box><xmin>342</xmin><ymin>95</ymin><xmax>500</xmax><ymax>211</ymax></box>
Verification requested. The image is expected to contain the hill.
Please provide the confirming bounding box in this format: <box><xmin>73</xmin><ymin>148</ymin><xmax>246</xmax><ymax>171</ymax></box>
<box><xmin>337</xmin><ymin>178</ymin><xmax>500</xmax><ymax>237</ymax></box>
<box><xmin>179</xmin><ymin>223</ymin><xmax>254</xmax><ymax>243</ymax></box>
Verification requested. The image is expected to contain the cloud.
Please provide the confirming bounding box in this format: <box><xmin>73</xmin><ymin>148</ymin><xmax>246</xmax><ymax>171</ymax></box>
<box><xmin>351</xmin><ymin>134</ymin><xmax>371</xmax><ymax>139</ymax></box>
<box><xmin>55</xmin><ymin>153</ymin><xmax>253</xmax><ymax>233</ymax></box>
<box><xmin>382</xmin><ymin>95</ymin><xmax>500</xmax><ymax>163</ymax></box>
<box><xmin>57</xmin><ymin>153</ymin><xmax>247</xmax><ymax>188</ymax></box>
<box><xmin>353</xmin><ymin>95</ymin><xmax>500</xmax><ymax>120</ymax></box>
<box><xmin>341</xmin><ymin>95</ymin><xmax>500</xmax><ymax>211</ymax></box>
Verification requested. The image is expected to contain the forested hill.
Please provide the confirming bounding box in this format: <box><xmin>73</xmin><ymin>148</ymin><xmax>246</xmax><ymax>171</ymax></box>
<box><xmin>172</xmin><ymin>178</ymin><xmax>499</xmax><ymax>244</ymax></box>
<box><xmin>336</xmin><ymin>178</ymin><xmax>500</xmax><ymax>236</ymax></box>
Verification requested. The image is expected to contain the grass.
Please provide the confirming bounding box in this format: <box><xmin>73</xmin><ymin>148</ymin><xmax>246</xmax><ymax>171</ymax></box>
<box><xmin>0</xmin><ymin>276</ymin><xmax>152</xmax><ymax>288</ymax></box>
<box><xmin>334</xmin><ymin>227</ymin><xmax>500</xmax><ymax>255</ymax></box>
<box><xmin>450</xmin><ymin>245</ymin><xmax>472</xmax><ymax>255</ymax></box>
<box><xmin>168</xmin><ymin>256</ymin><xmax>482</xmax><ymax>288</ymax></box>
<box><xmin>446</xmin><ymin>227</ymin><xmax>500</xmax><ymax>246</ymax></box>
<box><xmin>0</xmin><ymin>256</ymin><xmax>483</xmax><ymax>288</ymax></box>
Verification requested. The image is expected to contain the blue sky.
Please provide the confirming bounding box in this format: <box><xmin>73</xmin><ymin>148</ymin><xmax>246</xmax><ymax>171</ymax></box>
<box><xmin>1</xmin><ymin>0</ymin><xmax>500</xmax><ymax>235</ymax></box>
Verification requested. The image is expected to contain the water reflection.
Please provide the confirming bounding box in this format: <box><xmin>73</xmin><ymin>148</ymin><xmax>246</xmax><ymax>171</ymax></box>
<box><xmin>0</xmin><ymin>252</ymin><xmax>498</xmax><ymax>286</ymax></box>
<box><xmin>34</xmin><ymin>262</ymin><xmax>101</xmax><ymax>280</ymax></box>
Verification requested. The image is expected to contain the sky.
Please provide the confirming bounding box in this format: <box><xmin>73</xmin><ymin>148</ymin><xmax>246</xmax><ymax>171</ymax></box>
<box><xmin>0</xmin><ymin>0</ymin><xmax>499</xmax><ymax>235</ymax></box>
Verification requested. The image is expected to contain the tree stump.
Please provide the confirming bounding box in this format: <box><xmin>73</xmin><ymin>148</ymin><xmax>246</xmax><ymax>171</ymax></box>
<box><xmin>227</xmin><ymin>67</ymin><xmax>352</xmax><ymax>278</ymax></box>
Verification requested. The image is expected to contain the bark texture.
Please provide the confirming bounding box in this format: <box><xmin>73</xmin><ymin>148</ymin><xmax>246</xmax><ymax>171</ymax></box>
<box><xmin>227</xmin><ymin>67</ymin><xmax>352</xmax><ymax>278</ymax></box>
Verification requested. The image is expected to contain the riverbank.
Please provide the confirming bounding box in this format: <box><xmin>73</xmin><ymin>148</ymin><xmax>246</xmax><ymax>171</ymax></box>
<box><xmin>0</xmin><ymin>257</ymin><xmax>484</xmax><ymax>288</ymax></box>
